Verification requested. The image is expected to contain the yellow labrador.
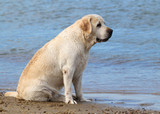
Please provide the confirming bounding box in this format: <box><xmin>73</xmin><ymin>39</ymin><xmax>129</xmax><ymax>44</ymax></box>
<box><xmin>5</xmin><ymin>14</ymin><xmax>113</xmax><ymax>104</ymax></box>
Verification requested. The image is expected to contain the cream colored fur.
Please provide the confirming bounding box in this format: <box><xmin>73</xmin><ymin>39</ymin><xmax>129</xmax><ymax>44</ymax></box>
<box><xmin>5</xmin><ymin>14</ymin><xmax>113</xmax><ymax>104</ymax></box>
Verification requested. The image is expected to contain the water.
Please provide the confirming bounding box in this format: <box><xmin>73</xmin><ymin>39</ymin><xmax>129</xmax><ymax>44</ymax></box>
<box><xmin>0</xmin><ymin>0</ymin><xmax>160</xmax><ymax>110</ymax></box>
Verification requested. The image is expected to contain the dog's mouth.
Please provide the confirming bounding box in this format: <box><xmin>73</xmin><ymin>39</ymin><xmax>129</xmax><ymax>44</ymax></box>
<box><xmin>96</xmin><ymin>37</ymin><xmax>109</xmax><ymax>42</ymax></box>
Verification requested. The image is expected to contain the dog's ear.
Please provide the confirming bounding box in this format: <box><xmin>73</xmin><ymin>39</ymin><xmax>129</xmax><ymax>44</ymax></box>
<box><xmin>80</xmin><ymin>17</ymin><xmax>92</xmax><ymax>34</ymax></box>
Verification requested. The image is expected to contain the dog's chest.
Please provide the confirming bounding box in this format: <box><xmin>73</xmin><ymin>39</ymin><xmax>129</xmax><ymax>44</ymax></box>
<box><xmin>74</xmin><ymin>52</ymin><xmax>88</xmax><ymax>76</ymax></box>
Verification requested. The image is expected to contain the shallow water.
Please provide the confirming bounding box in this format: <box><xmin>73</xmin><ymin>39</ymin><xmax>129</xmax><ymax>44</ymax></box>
<box><xmin>0</xmin><ymin>0</ymin><xmax>160</xmax><ymax>110</ymax></box>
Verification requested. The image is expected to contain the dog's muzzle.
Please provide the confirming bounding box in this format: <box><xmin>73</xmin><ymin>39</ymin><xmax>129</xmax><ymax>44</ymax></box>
<box><xmin>96</xmin><ymin>28</ymin><xmax>113</xmax><ymax>42</ymax></box>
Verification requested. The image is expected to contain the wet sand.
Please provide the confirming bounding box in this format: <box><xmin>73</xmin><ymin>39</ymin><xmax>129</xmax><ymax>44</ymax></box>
<box><xmin>0</xmin><ymin>93</ymin><xmax>160</xmax><ymax>114</ymax></box>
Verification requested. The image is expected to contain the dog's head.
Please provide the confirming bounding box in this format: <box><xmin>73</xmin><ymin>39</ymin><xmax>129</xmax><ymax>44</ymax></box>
<box><xmin>80</xmin><ymin>14</ymin><xmax>113</xmax><ymax>44</ymax></box>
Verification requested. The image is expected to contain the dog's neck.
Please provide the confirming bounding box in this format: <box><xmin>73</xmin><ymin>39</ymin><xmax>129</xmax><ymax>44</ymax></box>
<box><xmin>72</xmin><ymin>20</ymin><xmax>97</xmax><ymax>52</ymax></box>
<box><xmin>67</xmin><ymin>22</ymin><xmax>96</xmax><ymax>53</ymax></box>
<box><xmin>81</xmin><ymin>32</ymin><xmax>96</xmax><ymax>52</ymax></box>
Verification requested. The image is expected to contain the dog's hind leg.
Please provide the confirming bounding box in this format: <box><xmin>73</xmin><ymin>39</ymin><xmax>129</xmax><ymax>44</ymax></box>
<box><xmin>50</xmin><ymin>91</ymin><xmax>65</xmax><ymax>102</ymax></box>
<box><xmin>39</xmin><ymin>85</ymin><xmax>65</xmax><ymax>102</ymax></box>
<box><xmin>24</xmin><ymin>85</ymin><xmax>64</xmax><ymax>102</ymax></box>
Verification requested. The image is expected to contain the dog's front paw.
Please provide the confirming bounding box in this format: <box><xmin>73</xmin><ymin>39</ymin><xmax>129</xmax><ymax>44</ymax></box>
<box><xmin>74</xmin><ymin>96</ymin><xmax>91</xmax><ymax>102</ymax></box>
<box><xmin>65</xmin><ymin>98</ymin><xmax>77</xmax><ymax>104</ymax></box>
<box><xmin>79</xmin><ymin>97</ymin><xmax>91</xmax><ymax>102</ymax></box>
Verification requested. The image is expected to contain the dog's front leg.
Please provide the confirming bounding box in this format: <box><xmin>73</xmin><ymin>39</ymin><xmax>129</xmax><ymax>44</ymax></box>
<box><xmin>73</xmin><ymin>74</ymin><xmax>90</xmax><ymax>102</ymax></box>
<box><xmin>63</xmin><ymin>68</ymin><xmax>77</xmax><ymax>104</ymax></box>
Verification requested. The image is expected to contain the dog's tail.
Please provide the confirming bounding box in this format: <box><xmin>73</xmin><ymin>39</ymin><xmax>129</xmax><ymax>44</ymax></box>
<box><xmin>4</xmin><ymin>91</ymin><xmax>18</xmax><ymax>98</ymax></box>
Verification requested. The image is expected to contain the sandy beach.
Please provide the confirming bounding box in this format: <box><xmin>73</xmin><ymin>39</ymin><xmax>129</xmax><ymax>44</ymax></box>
<box><xmin>0</xmin><ymin>92</ymin><xmax>159</xmax><ymax>114</ymax></box>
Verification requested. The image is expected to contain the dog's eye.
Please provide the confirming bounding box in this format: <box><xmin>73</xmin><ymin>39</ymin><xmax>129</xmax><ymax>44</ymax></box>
<box><xmin>97</xmin><ymin>23</ymin><xmax>101</xmax><ymax>28</ymax></box>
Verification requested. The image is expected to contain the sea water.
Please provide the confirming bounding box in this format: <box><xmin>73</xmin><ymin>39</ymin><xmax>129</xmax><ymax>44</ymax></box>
<box><xmin>0</xmin><ymin>0</ymin><xmax>160</xmax><ymax>110</ymax></box>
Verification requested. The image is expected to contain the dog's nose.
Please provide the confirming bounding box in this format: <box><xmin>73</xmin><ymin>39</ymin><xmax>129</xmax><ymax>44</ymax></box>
<box><xmin>106</xmin><ymin>28</ymin><xmax>113</xmax><ymax>38</ymax></box>
<box><xmin>107</xmin><ymin>28</ymin><xmax>113</xmax><ymax>36</ymax></box>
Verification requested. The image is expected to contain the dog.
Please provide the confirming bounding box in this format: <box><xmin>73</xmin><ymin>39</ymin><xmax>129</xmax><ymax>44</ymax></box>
<box><xmin>5</xmin><ymin>14</ymin><xmax>113</xmax><ymax>104</ymax></box>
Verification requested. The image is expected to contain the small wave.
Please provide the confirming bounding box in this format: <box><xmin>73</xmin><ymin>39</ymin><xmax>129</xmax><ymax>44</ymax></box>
<box><xmin>0</xmin><ymin>48</ymin><xmax>34</xmax><ymax>56</ymax></box>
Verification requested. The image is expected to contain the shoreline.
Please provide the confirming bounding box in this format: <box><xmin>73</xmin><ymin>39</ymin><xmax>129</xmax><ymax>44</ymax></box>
<box><xmin>0</xmin><ymin>93</ymin><xmax>160</xmax><ymax>113</ymax></box>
